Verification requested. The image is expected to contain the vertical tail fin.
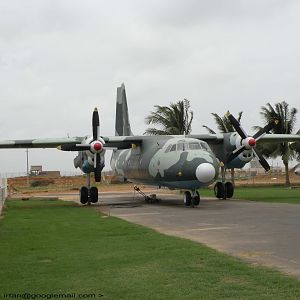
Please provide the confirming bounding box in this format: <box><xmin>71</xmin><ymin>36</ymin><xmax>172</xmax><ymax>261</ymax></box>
<box><xmin>115</xmin><ymin>83</ymin><xmax>133</xmax><ymax>136</ymax></box>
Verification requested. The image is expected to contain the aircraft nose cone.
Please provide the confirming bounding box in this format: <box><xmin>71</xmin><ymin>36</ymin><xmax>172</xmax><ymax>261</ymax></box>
<box><xmin>195</xmin><ymin>163</ymin><xmax>216</xmax><ymax>183</ymax></box>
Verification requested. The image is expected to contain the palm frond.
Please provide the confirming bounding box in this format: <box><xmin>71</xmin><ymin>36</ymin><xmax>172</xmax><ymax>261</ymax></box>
<box><xmin>237</xmin><ymin>111</ymin><xmax>243</xmax><ymax>123</ymax></box>
<box><xmin>202</xmin><ymin>125</ymin><xmax>216</xmax><ymax>134</ymax></box>
<box><xmin>144</xmin><ymin>128</ymin><xmax>169</xmax><ymax>135</ymax></box>
<box><xmin>211</xmin><ymin>113</ymin><xmax>228</xmax><ymax>133</ymax></box>
<box><xmin>144</xmin><ymin>99</ymin><xmax>193</xmax><ymax>135</ymax></box>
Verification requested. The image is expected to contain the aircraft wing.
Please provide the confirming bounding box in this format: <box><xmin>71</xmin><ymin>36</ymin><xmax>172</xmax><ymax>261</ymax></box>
<box><xmin>102</xmin><ymin>136</ymin><xmax>144</xmax><ymax>149</ymax></box>
<box><xmin>103</xmin><ymin>134</ymin><xmax>225</xmax><ymax>148</ymax></box>
<box><xmin>0</xmin><ymin>133</ymin><xmax>299</xmax><ymax>150</ymax></box>
<box><xmin>0</xmin><ymin>137</ymin><xmax>84</xmax><ymax>149</ymax></box>
<box><xmin>103</xmin><ymin>133</ymin><xmax>300</xmax><ymax>147</ymax></box>
<box><xmin>190</xmin><ymin>133</ymin><xmax>300</xmax><ymax>144</ymax></box>
<box><xmin>0</xmin><ymin>136</ymin><xmax>144</xmax><ymax>151</ymax></box>
<box><xmin>189</xmin><ymin>134</ymin><xmax>224</xmax><ymax>143</ymax></box>
<box><xmin>257</xmin><ymin>134</ymin><xmax>300</xmax><ymax>143</ymax></box>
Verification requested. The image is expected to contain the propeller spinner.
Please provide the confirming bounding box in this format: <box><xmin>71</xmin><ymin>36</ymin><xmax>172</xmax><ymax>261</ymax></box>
<box><xmin>226</xmin><ymin>112</ymin><xmax>277</xmax><ymax>172</ymax></box>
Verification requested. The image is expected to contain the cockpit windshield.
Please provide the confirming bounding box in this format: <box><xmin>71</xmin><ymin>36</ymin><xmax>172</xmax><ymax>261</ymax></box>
<box><xmin>177</xmin><ymin>142</ymin><xmax>186</xmax><ymax>151</ymax></box>
<box><xmin>189</xmin><ymin>142</ymin><xmax>201</xmax><ymax>150</ymax></box>
<box><xmin>165</xmin><ymin>140</ymin><xmax>211</xmax><ymax>152</ymax></box>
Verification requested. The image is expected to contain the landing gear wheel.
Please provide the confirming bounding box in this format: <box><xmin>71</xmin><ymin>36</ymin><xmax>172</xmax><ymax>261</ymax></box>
<box><xmin>193</xmin><ymin>191</ymin><xmax>200</xmax><ymax>206</ymax></box>
<box><xmin>214</xmin><ymin>182</ymin><xmax>225</xmax><ymax>199</ymax></box>
<box><xmin>90</xmin><ymin>186</ymin><xmax>99</xmax><ymax>203</ymax></box>
<box><xmin>225</xmin><ymin>182</ymin><xmax>234</xmax><ymax>198</ymax></box>
<box><xmin>184</xmin><ymin>191</ymin><xmax>192</xmax><ymax>206</ymax></box>
<box><xmin>80</xmin><ymin>187</ymin><xmax>89</xmax><ymax>204</ymax></box>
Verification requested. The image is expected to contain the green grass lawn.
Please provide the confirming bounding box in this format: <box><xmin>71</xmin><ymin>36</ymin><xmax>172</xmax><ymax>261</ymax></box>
<box><xmin>1</xmin><ymin>199</ymin><xmax>300</xmax><ymax>300</ymax></box>
<box><xmin>200</xmin><ymin>186</ymin><xmax>300</xmax><ymax>204</ymax></box>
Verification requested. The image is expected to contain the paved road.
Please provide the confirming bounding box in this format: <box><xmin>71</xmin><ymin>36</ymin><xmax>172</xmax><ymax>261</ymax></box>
<box><xmin>95</xmin><ymin>192</ymin><xmax>300</xmax><ymax>279</ymax></box>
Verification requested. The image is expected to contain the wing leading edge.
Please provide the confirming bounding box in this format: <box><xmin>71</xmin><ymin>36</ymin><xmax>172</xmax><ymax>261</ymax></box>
<box><xmin>257</xmin><ymin>134</ymin><xmax>300</xmax><ymax>143</ymax></box>
<box><xmin>0</xmin><ymin>136</ymin><xmax>143</xmax><ymax>150</ymax></box>
<box><xmin>0</xmin><ymin>137</ymin><xmax>84</xmax><ymax>149</ymax></box>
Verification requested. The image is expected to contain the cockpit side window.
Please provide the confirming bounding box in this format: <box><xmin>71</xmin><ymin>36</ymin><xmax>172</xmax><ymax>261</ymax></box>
<box><xmin>170</xmin><ymin>144</ymin><xmax>176</xmax><ymax>152</ymax></box>
<box><xmin>200</xmin><ymin>142</ymin><xmax>209</xmax><ymax>151</ymax></box>
<box><xmin>165</xmin><ymin>144</ymin><xmax>173</xmax><ymax>153</ymax></box>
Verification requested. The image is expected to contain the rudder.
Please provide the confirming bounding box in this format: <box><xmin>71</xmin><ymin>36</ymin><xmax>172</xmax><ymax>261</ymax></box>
<box><xmin>115</xmin><ymin>83</ymin><xmax>133</xmax><ymax>136</ymax></box>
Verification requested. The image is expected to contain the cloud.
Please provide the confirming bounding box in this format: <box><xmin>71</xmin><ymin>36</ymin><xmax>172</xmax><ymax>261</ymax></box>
<box><xmin>0</xmin><ymin>0</ymin><xmax>300</xmax><ymax>173</ymax></box>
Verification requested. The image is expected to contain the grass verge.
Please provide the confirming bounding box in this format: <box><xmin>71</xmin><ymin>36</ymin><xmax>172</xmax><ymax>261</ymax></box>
<box><xmin>200</xmin><ymin>186</ymin><xmax>300</xmax><ymax>204</ymax></box>
<box><xmin>1</xmin><ymin>198</ymin><xmax>300</xmax><ymax>299</ymax></box>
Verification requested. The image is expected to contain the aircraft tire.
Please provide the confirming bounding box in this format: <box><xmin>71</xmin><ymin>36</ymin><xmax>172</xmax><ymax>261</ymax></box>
<box><xmin>80</xmin><ymin>187</ymin><xmax>89</xmax><ymax>204</ymax></box>
<box><xmin>90</xmin><ymin>186</ymin><xmax>99</xmax><ymax>203</ymax></box>
<box><xmin>214</xmin><ymin>182</ymin><xmax>225</xmax><ymax>199</ymax></box>
<box><xmin>184</xmin><ymin>191</ymin><xmax>192</xmax><ymax>206</ymax></box>
<box><xmin>193</xmin><ymin>191</ymin><xmax>200</xmax><ymax>206</ymax></box>
<box><xmin>225</xmin><ymin>182</ymin><xmax>234</xmax><ymax>198</ymax></box>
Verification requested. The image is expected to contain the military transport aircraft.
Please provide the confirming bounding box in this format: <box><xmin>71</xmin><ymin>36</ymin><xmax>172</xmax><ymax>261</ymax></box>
<box><xmin>1</xmin><ymin>84</ymin><xmax>300</xmax><ymax>206</ymax></box>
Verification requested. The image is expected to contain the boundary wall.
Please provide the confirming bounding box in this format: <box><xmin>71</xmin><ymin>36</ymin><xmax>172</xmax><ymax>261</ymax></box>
<box><xmin>0</xmin><ymin>178</ymin><xmax>7</xmax><ymax>214</ymax></box>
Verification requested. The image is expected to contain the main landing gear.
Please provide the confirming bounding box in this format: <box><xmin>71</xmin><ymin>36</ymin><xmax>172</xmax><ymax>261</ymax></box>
<box><xmin>214</xmin><ymin>182</ymin><xmax>234</xmax><ymax>199</ymax></box>
<box><xmin>183</xmin><ymin>190</ymin><xmax>200</xmax><ymax>207</ymax></box>
<box><xmin>214</xmin><ymin>164</ymin><xmax>234</xmax><ymax>200</ymax></box>
<box><xmin>80</xmin><ymin>173</ymin><xmax>99</xmax><ymax>205</ymax></box>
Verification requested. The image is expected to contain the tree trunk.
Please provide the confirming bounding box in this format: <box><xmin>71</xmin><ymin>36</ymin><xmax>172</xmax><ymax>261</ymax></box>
<box><xmin>231</xmin><ymin>168</ymin><xmax>235</xmax><ymax>186</ymax></box>
<box><xmin>283</xmin><ymin>160</ymin><xmax>290</xmax><ymax>187</ymax></box>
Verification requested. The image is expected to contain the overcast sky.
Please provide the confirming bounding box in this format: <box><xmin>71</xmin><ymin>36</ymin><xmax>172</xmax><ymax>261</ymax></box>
<box><xmin>1</xmin><ymin>0</ymin><xmax>300</xmax><ymax>175</ymax></box>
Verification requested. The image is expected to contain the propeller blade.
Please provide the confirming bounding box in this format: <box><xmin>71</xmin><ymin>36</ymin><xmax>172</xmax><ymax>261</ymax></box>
<box><xmin>94</xmin><ymin>153</ymin><xmax>102</xmax><ymax>182</ymax></box>
<box><xmin>92</xmin><ymin>108</ymin><xmax>100</xmax><ymax>141</ymax></box>
<box><xmin>253</xmin><ymin>149</ymin><xmax>270</xmax><ymax>172</ymax></box>
<box><xmin>253</xmin><ymin>120</ymin><xmax>277</xmax><ymax>141</ymax></box>
<box><xmin>94</xmin><ymin>153</ymin><xmax>97</xmax><ymax>168</ymax></box>
<box><xmin>226</xmin><ymin>146</ymin><xmax>245</xmax><ymax>163</ymax></box>
<box><xmin>58</xmin><ymin>144</ymin><xmax>91</xmax><ymax>151</ymax></box>
<box><xmin>226</xmin><ymin>112</ymin><xmax>247</xmax><ymax>139</ymax></box>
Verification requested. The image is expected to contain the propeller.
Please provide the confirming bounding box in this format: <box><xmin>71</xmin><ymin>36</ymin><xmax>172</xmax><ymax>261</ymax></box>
<box><xmin>226</xmin><ymin>112</ymin><xmax>277</xmax><ymax>172</ymax></box>
<box><xmin>91</xmin><ymin>108</ymin><xmax>103</xmax><ymax>182</ymax></box>
<box><xmin>65</xmin><ymin>108</ymin><xmax>104</xmax><ymax>182</ymax></box>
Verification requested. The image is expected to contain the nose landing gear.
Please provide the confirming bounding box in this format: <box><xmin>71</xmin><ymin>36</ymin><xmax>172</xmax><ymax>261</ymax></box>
<box><xmin>183</xmin><ymin>190</ymin><xmax>200</xmax><ymax>207</ymax></box>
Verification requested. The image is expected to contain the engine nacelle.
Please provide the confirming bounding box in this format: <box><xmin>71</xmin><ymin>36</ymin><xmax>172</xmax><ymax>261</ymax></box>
<box><xmin>295</xmin><ymin>167</ymin><xmax>300</xmax><ymax>176</ymax></box>
<box><xmin>73</xmin><ymin>136</ymin><xmax>106</xmax><ymax>174</ymax></box>
<box><xmin>227</xmin><ymin>132</ymin><xmax>253</xmax><ymax>168</ymax></box>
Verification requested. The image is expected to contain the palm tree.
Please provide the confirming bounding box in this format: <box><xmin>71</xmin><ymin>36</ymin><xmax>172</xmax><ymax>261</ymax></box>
<box><xmin>202</xmin><ymin>112</ymin><xmax>243</xmax><ymax>134</ymax></box>
<box><xmin>295</xmin><ymin>129</ymin><xmax>300</xmax><ymax>160</ymax></box>
<box><xmin>290</xmin><ymin>129</ymin><xmax>300</xmax><ymax>169</ymax></box>
<box><xmin>202</xmin><ymin>112</ymin><xmax>243</xmax><ymax>185</ymax></box>
<box><xmin>253</xmin><ymin>101</ymin><xmax>298</xmax><ymax>186</ymax></box>
<box><xmin>144</xmin><ymin>99</ymin><xmax>193</xmax><ymax>135</ymax></box>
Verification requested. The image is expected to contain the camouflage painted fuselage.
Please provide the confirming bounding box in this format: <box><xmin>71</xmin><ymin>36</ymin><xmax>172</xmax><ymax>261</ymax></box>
<box><xmin>111</xmin><ymin>136</ymin><xmax>220</xmax><ymax>190</ymax></box>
